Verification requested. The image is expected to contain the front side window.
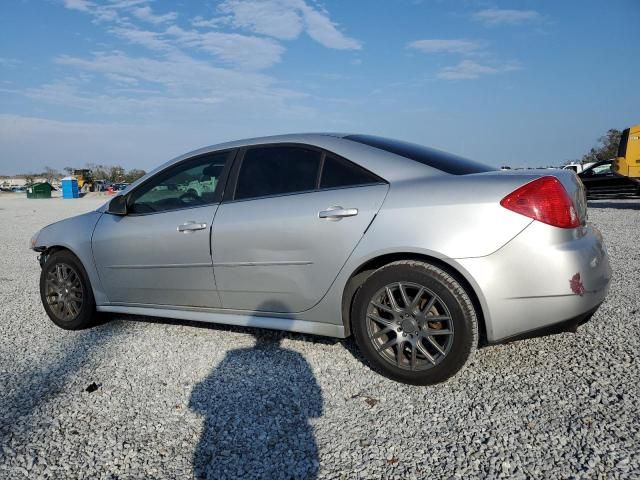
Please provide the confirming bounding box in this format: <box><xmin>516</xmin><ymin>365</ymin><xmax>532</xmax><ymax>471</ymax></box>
<box><xmin>129</xmin><ymin>151</ymin><xmax>230</xmax><ymax>214</ymax></box>
<box><xmin>235</xmin><ymin>146</ymin><xmax>321</xmax><ymax>200</ymax></box>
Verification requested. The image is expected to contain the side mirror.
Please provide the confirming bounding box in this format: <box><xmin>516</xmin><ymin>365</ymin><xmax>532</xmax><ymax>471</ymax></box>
<box><xmin>107</xmin><ymin>194</ymin><xmax>128</xmax><ymax>216</ymax></box>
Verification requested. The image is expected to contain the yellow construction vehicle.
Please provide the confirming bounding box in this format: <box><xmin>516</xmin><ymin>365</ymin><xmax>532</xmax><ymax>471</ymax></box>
<box><xmin>614</xmin><ymin>125</ymin><xmax>640</xmax><ymax>178</ymax></box>
<box><xmin>72</xmin><ymin>169</ymin><xmax>94</xmax><ymax>191</ymax></box>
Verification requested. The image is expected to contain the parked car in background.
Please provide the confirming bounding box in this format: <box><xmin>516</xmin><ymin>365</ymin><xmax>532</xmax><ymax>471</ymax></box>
<box><xmin>112</xmin><ymin>182</ymin><xmax>130</xmax><ymax>191</ymax></box>
<box><xmin>578</xmin><ymin>159</ymin><xmax>640</xmax><ymax>198</ymax></box>
<box><xmin>11</xmin><ymin>186</ymin><xmax>27</xmax><ymax>193</ymax></box>
<box><xmin>94</xmin><ymin>180</ymin><xmax>111</xmax><ymax>192</ymax></box>
<box><xmin>31</xmin><ymin>133</ymin><xmax>610</xmax><ymax>385</ymax></box>
<box><xmin>563</xmin><ymin>162</ymin><xmax>595</xmax><ymax>174</ymax></box>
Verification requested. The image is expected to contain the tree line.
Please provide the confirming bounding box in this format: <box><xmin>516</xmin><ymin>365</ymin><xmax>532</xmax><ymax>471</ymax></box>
<box><xmin>572</xmin><ymin>128</ymin><xmax>622</xmax><ymax>165</ymax></box>
<box><xmin>29</xmin><ymin>165</ymin><xmax>147</xmax><ymax>185</ymax></box>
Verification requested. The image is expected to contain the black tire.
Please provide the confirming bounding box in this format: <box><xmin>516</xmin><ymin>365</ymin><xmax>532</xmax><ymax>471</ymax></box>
<box><xmin>39</xmin><ymin>249</ymin><xmax>96</xmax><ymax>330</ymax></box>
<box><xmin>351</xmin><ymin>260</ymin><xmax>478</xmax><ymax>385</ymax></box>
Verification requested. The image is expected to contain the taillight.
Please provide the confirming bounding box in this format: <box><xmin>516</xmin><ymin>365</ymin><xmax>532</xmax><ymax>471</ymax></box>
<box><xmin>500</xmin><ymin>176</ymin><xmax>580</xmax><ymax>228</ymax></box>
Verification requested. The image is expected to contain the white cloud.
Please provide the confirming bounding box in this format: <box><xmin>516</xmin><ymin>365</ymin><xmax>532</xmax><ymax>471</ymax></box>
<box><xmin>105</xmin><ymin>73</ymin><xmax>139</xmax><ymax>85</ymax></box>
<box><xmin>220</xmin><ymin>0</ymin><xmax>303</xmax><ymax>40</ymax></box>
<box><xmin>473</xmin><ymin>9</ymin><xmax>541</xmax><ymax>26</ymax></box>
<box><xmin>408</xmin><ymin>39</ymin><xmax>483</xmax><ymax>55</ymax></box>
<box><xmin>437</xmin><ymin>60</ymin><xmax>519</xmax><ymax>80</ymax></box>
<box><xmin>0</xmin><ymin>57</ymin><xmax>22</xmax><ymax>67</ymax></box>
<box><xmin>191</xmin><ymin>16</ymin><xmax>231</xmax><ymax>28</ymax></box>
<box><xmin>53</xmin><ymin>52</ymin><xmax>283</xmax><ymax>96</ymax></box>
<box><xmin>106</xmin><ymin>23</ymin><xmax>285</xmax><ymax>70</ymax></box>
<box><xmin>59</xmin><ymin>0</ymin><xmax>357</xmax><ymax>71</ymax></box>
<box><xmin>109</xmin><ymin>26</ymin><xmax>171</xmax><ymax>51</ymax></box>
<box><xmin>64</xmin><ymin>0</ymin><xmax>92</xmax><ymax>12</ymax></box>
<box><xmin>131</xmin><ymin>6</ymin><xmax>177</xmax><ymax>25</ymax></box>
<box><xmin>165</xmin><ymin>26</ymin><xmax>285</xmax><ymax>70</ymax></box>
<box><xmin>219</xmin><ymin>0</ymin><xmax>362</xmax><ymax>50</ymax></box>
<box><xmin>301</xmin><ymin>3</ymin><xmax>361</xmax><ymax>50</ymax></box>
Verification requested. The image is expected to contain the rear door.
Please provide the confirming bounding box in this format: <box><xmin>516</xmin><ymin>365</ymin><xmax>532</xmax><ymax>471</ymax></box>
<box><xmin>211</xmin><ymin>145</ymin><xmax>388</xmax><ymax>313</ymax></box>
<box><xmin>92</xmin><ymin>150</ymin><xmax>233</xmax><ymax>307</ymax></box>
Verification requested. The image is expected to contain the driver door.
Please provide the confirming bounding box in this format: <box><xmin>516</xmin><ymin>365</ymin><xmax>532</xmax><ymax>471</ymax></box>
<box><xmin>92</xmin><ymin>150</ymin><xmax>234</xmax><ymax>307</ymax></box>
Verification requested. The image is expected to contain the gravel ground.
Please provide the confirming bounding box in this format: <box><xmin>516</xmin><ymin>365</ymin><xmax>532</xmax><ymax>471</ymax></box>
<box><xmin>0</xmin><ymin>194</ymin><xmax>639</xmax><ymax>479</ymax></box>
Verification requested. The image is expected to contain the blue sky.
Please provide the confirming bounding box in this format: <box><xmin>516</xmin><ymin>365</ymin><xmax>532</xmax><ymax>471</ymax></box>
<box><xmin>1</xmin><ymin>0</ymin><xmax>638</xmax><ymax>174</ymax></box>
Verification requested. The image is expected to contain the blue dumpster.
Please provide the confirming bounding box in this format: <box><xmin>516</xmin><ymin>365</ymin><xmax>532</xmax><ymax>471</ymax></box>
<box><xmin>61</xmin><ymin>177</ymin><xmax>80</xmax><ymax>199</ymax></box>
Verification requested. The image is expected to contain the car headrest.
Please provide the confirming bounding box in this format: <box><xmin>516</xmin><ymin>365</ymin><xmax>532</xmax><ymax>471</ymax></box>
<box><xmin>202</xmin><ymin>164</ymin><xmax>223</xmax><ymax>178</ymax></box>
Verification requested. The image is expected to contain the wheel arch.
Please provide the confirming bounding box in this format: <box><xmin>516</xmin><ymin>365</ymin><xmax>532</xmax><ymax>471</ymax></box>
<box><xmin>38</xmin><ymin>244</ymin><xmax>82</xmax><ymax>268</ymax></box>
<box><xmin>341</xmin><ymin>252</ymin><xmax>489</xmax><ymax>344</ymax></box>
<box><xmin>37</xmin><ymin>242</ymin><xmax>109</xmax><ymax>305</ymax></box>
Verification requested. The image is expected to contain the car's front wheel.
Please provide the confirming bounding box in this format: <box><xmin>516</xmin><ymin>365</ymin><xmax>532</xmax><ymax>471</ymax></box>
<box><xmin>352</xmin><ymin>260</ymin><xmax>478</xmax><ymax>385</ymax></box>
<box><xmin>40</xmin><ymin>249</ymin><xmax>96</xmax><ymax>330</ymax></box>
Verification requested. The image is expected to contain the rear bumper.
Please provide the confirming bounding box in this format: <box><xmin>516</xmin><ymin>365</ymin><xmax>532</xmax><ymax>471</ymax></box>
<box><xmin>457</xmin><ymin>221</ymin><xmax>611</xmax><ymax>343</ymax></box>
<box><xmin>490</xmin><ymin>303</ymin><xmax>601</xmax><ymax>344</ymax></box>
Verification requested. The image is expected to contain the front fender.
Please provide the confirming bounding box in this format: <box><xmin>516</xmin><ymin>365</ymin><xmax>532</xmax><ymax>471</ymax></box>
<box><xmin>33</xmin><ymin>211</ymin><xmax>109</xmax><ymax>305</ymax></box>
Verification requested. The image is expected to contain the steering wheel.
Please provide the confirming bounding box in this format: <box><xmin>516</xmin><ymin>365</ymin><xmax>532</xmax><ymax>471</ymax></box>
<box><xmin>179</xmin><ymin>189</ymin><xmax>200</xmax><ymax>203</ymax></box>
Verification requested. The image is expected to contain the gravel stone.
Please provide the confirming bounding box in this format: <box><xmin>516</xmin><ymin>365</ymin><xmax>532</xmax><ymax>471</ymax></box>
<box><xmin>0</xmin><ymin>194</ymin><xmax>639</xmax><ymax>479</ymax></box>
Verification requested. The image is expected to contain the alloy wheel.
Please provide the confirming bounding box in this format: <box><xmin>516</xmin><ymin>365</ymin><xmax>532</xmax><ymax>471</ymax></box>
<box><xmin>366</xmin><ymin>282</ymin><xmax>454</xmax><ymax>371</ymax></box>
<box><xmin>45</xmin><ymin>262</ymin><xmax>84</xmax><ymax>322</ymax></box>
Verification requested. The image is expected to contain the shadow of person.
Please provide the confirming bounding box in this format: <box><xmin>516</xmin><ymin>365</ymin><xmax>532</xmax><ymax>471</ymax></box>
<box><xmin>189</xmin><ymin>315</ymin><xmax>323</xmax><ymax>480</ymax></box>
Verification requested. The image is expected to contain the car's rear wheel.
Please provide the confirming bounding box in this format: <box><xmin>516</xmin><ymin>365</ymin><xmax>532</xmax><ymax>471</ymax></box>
<box><xmin>40</xmin><ymin>250</ymin><xmax>96</xmax><ymax>330</ymax></box>
<box><xmin>352</xmin><ymin>260</ymin><xmax>478</xmax><ymax>385</ymax></box>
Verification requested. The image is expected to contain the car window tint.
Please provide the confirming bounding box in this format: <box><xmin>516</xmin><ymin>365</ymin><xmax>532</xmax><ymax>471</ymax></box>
<box><xmin>345</xmin><ymin>134</ymin><xmax>494</xmax><ymax>175</ymax></box>
<box><xmin>320</xmin><ymin>154</ymin><xmax>381</xmax><ymax>189</ymax></box>
<box><xmin>129</xmin><ymin>152</ymin><xmax>229</xmax><ymax>214</ymax></box>
<box><xmin>235</xmin><ymin>146</ymin><xmax>321</xmax><ymax>200</ymax></box>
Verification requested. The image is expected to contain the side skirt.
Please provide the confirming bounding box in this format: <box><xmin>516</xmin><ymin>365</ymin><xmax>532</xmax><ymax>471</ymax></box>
<box><xmin>96</xmin><ymin>305</ymin><xmax>346</xmax><ymax>338</ymax></box>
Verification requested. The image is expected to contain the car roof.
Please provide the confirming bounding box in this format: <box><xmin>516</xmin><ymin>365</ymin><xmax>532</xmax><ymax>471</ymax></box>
<box><xmin>136</xmin><ymin>133</ymin><xmax>438</xmax><ymax>188</ymax></box>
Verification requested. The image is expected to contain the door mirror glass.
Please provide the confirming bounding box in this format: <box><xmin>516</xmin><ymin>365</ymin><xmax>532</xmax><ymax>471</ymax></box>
<box><xmin>107</xmin><ymin>194</ymin><xmax>128</xmax><ymax>215</ymax></box>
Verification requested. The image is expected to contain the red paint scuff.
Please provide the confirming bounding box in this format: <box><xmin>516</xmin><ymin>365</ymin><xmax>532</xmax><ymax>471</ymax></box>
<box><xmin>570</xmin><ymin>273</ymin><xmax>585</xmax><ymax>296</ymax></box>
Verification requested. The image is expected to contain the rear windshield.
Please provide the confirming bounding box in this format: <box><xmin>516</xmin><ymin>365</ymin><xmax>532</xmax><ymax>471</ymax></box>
<box><xmin>617</xmin><ymin>128</ymin><xmax>630</xmax><ymax>158</ymax></box>
<box><xmin>345</xmin><ymin>134</ymin><xmax>494</xmax><ymax>175</ymax></box>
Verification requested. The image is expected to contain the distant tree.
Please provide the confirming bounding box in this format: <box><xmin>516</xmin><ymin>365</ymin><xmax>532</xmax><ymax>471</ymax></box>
<box><xmin>87</xmin><ymin>163</ymin><xmax>110</xmax><ymax>181</ymax></box>
<box><xmin>24</xmin><ymin>173</ymin><xmax>35</xmax><ymax>186</ymax></box>
<box><xmin>124</xmin><ymin>169</ymin><xmax>146</xmax><ymax>183</ymax></box>
<box><xmin>63</xmin><ymin>167</ymin><xmax>74</xmax><ymax>176</ymax></box>
<box><xmin>107</xmin><ymin>165</ymin><xmax>126</xmax><ymax>183</ymax></box>
<box><xmin>580</xmin><ymin>129</ymin><xmax>622</xmax><ymax>164</ymax></box>
<box><xmin>43</xmin><ymin>166</ymin><xmax>59</xmax><ymax>184</ymax></box>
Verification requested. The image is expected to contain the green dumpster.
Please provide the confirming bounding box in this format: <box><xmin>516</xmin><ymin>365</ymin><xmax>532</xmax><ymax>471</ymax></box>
<box><xmin>27</xmin><ymin>182</ymin><xmax>53</xmax><ymax>199</ymax></box>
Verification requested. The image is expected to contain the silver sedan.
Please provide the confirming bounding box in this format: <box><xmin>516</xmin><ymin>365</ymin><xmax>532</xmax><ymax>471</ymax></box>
<box><xmin>31</xmin><ymin>134</ymin><xmax>611</xmax><ymax>385</ymax></box>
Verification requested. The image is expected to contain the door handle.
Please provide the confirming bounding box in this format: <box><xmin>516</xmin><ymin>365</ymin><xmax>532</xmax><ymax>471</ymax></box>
<box><xmin>318</xmin><ymin>206</ymin><xmax>358</xmax><ymax>220</ymax></box>
<box><xmin>177</xmin><ymin>222</ymin><xmax>207</xmax><ymax>233</ymax></box>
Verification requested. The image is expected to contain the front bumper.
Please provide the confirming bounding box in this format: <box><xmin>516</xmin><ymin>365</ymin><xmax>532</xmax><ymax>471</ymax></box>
<box><xmin>457</xmin><ymin>221</ymin><xmax>611</xmax><ymax>343</ymax></box>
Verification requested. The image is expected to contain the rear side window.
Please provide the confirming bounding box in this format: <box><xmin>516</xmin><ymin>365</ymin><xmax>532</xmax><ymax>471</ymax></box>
<box><xmin>345</xmin><ymin>134</ymin><xmax>494</xmax><ymax>175</ymax></box>
<box><xmin>235</xmin><ymin>146</ymin><xmax>321</xmax><ymax>200</ymax></box>
<box><xmin>320</xmin><ymin>154</ymin><xmax>381</xmax><ymax>189</ymax></box>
